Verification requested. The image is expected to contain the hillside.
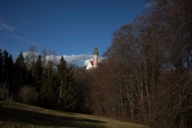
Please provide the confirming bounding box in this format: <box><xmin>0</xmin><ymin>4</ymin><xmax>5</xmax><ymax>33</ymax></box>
<box><xmin>0</xmin><ymin>100</ymin><xmax>148</xmax><ymax>128</ymax></box>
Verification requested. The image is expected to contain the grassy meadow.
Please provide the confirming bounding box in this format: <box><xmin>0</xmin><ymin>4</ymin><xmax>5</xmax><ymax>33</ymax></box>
<box><xmin>0</xmin><ymin>100</ymin><xmax>148</xmax><ymax>128</ymax></box>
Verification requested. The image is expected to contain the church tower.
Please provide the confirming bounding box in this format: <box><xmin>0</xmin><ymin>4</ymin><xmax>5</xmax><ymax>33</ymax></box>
<box><xmin>93</xmin><ymin>46</ymin><xmax>99</xmax><ymax>68</ymax></box>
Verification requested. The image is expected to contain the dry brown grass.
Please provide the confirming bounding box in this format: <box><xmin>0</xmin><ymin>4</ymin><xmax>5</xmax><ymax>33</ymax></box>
<box><xmin>0</xmin><ymin>100</ymin><xmax>148</xmax><ymax>128</ymax></box>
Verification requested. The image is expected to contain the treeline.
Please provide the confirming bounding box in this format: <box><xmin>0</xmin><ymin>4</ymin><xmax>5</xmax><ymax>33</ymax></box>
<box><xmin>82</xmin><ymin>0</ymin><xmax>192</xmax><ymax>127</ymax></box>
<box><xmin>0</xmin><ymin>46</ymin><xmax>77</xmax><ymax>111</ymax></box>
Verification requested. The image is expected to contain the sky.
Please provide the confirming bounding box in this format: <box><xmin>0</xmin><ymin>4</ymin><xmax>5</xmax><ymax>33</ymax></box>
<box><xmin>0</xmin><ymin>0</ymin><xmax>146</xmax><ymax>66</ymax></box>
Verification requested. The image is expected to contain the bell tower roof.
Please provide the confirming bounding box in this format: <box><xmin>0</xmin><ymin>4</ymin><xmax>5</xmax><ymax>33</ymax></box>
<box><xmin>93</xmin><ymin>46</ymin><xmax>99</xmax><ymax>55</ymax></box>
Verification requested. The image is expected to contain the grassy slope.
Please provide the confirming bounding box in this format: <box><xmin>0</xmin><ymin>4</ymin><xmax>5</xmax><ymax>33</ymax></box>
<box><xmin>0</xmin><ymin>100</ymin><xmax>148</xmax><ymax>128</ymax></box>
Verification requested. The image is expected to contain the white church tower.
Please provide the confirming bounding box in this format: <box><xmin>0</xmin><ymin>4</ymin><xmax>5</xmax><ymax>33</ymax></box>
<box><xmin>93</xmin><ymin>46</ymin><xmax>99</xmax><ymax>68</ymax></box>
<box><xmin>86</xmin><ymin>46</ymin><xmax>99</xmax><ymax>70</ymax></box>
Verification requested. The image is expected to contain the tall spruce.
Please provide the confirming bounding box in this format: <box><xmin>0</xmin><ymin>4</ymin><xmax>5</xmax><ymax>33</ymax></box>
<box><xmin>15</xmin><ymin>52</ymin><xmax>26</xmax><ymax>100</ymax></box>
<box><xmin>1</xmin><ymin>50</ymin><xmax>14</xmax><ymax>100</ymax></box>
<box><xmin>41</xmin><ymin>73</ymin><xmax>60</xmax><ymax>109</ymax></box>
<box><xmin>34</xmin><ymin>54</ymin><xmax>43</xmax><ymax>91</ymax></box>
<box><xmin>15</xmin><ymin>52</ymin><xmax>26</xmax><ymax>86</ymax></box>
<box><xmin>2</xmin><ymin>50</ymin><xmax>9</xmax><ymax>85</ymax></box>
<box><xmin>57</xmin><ymin>56</ymin><xmax>77</xmax><ymax>111</ymax></box>
<box><xmin>0</xmin><ymin>49</ymin><xmax>3</xmax><ymax>86</ymax></box>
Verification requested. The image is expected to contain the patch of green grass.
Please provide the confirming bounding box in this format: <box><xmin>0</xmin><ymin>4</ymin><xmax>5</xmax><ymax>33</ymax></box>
<box><xmin>0</xmin><ymin>100</ymin><xmax>148</xmax><ymax>128</ymax></box>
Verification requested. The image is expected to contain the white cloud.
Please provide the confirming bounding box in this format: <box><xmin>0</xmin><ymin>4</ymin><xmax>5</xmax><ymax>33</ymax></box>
<box><xmin>145</xmin><ymin>1</ymin><xmax>157</xmax><ymax>8</ymax></box>
<box><xmin>56</xmin><ymin>54</ymin><xmax>92</xmax><ymax>66</ymax></box>
<box><xmin>21</xmin><ymin>50</ymin><xmax>107</xmax><ymax>67</ymax></box>
<box><xmin>59</xmin><ymin>55</ymin><xmax>104</xmax><ymax>66</ymax></box>
<box><xmin>22</xmin><ymin>51</ymin><xmax>93</xmax><ymax>66</ymax></box>
<box><xmin>10</xmin><ymin>34</ymin><xmax>39</xmax><ymax>45</ymax></box>
<box><xmin>0</xmin><ymin>23</ymin><xmax>15</xmax><ymax>31</ymax></box>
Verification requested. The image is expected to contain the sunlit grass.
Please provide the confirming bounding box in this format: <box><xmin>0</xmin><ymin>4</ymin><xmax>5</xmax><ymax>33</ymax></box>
<box><xmin>0</xmin><ymin>100</ymin><xmax>148</xmax><ymax>128</ymax></box>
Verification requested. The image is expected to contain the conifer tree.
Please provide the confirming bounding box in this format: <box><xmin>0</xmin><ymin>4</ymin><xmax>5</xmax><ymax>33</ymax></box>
<box><xmin>14</xmin><ymin>52</ymin><xmax>26</xmax><ymax>101</ymax></box>
<box><xmin>2</xmin><ymin>50</ymin><xmax>9</xmax><ymax>84</ymax></box>
<box><xmin>15</xmin><ymin>52</ymin><xmax>26</xmax><ymax>84</ymax></box>
<box><xmin>16</xmin><ymin>52</ymin><xmax>25</xmax><ymax>67</ymax></box>
<box><xmin>41</xmin><ymin>73</ymin><xmax>60</xmax><ymax>109</ymax></box>
<box><xmin>57</xmin><ymin>56</ymin><xmax>77</xmax><ymax>111</ymax></box>
<box><xmin>0</xmin><ymin>49</ymin><xmax>2</xmax><ymax>86</ymax></box>
<box><xmin>1</xmin><ymin>50</ymin><xmax>14</xmax><ymax>99</ymax></box>
<box><xmin>34</xmin><ymin>54</ymin><xmax>43</xmax><ymax>91</ymax></box>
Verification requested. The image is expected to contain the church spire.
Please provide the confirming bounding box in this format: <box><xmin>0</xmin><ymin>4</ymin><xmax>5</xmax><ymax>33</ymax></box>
<box><xmin>93</xmin><ymin>46</ymin><xmax>99</xmax><ymax>55</ymax></box>
<box><xmin>93</xmin><ymin>46</ymin><xmax>98</xmax><ymax>67</ymax></box>
<box><xmin>86</xmin><ymin>46</ymin><xmax>99</xmax><ymax>70</ymax></box>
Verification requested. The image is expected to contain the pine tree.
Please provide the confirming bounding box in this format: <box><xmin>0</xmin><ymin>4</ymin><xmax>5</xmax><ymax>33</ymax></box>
<box><xmin>41</xmin><ymin>73</ymin><xmax>60</xmax><ymax>109</ymax></box>
<box><xmin>41</xmin><ymin>54</ymin><xmax>59</xmax><ymax>109</ymax></box>
<box><xmin>0</xmin><ymin>49</ymin><xmax>2</xmax><ymax>86</ymax></box>
<box><xmin>7</xmin><ymin>54</ymin><xmax>14</xmax><ymax>95</ymax></box>
<box><xmin>2</xmin><ymin>50</ymin><xmax>9</xmax><ymax>84</ymax></box>
<box><xmin>14</xmin><ymin>52</ymin><xmax>27</xmax><ymax>101</ymax></box>
<box><xmin>34</xmin><ymin>54</ymin><xmax>43</xmax><ymax>91</ymax></box>
<box><xmin>1</xmin><ymin>50</ymin><xmax>14</xmax><ymax>99</ymax></box>
<box><xmin>57</xmin><ymin>56</ymin><xmax>77</xmax><ymax>111</ymax></box>
<box><xmin>0</xmin><ymin>49</ymin><xmax>3</xmax><ymax>99</ymax></box>
<box><xmin>15</xmin><ymin>52</ymin><xmax>26</xmax><ymax>86</ymax></box>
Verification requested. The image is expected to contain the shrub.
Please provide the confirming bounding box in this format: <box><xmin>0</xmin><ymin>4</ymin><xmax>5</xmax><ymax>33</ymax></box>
<box><xmin>19</xmin><ymin>86</ymin><xmax>39</xmax><ymax>105</ymax></box>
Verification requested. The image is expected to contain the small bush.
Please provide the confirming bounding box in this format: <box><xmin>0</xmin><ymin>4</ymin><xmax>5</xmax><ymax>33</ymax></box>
<box><xmin>19</xmin><ymin>86</ymin><xmax>39</xmax><ymax>105</ymax></box>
